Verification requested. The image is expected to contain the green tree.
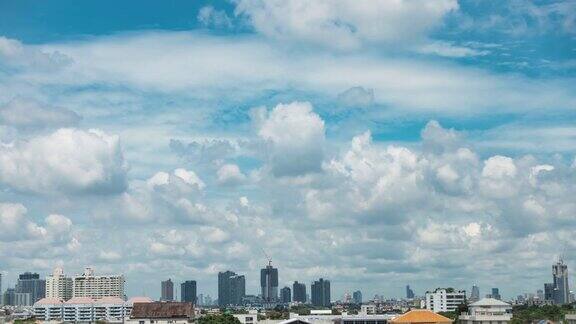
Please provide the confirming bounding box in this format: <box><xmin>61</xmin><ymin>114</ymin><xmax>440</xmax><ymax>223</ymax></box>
<box><xmin>198</xmin><ymin>314</ymin><xmax>242</xmax><ymax>324</ymax></box>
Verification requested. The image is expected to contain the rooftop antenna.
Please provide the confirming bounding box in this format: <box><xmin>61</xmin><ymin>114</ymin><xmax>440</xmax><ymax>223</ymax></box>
<box><xmin>261</xmin><ymin>248</ymin><xmax>272</xmax><ymax>267</ymax></box>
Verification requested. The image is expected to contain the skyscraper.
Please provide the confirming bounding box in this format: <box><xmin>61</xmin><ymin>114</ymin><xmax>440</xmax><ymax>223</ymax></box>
<box><xmin>218</xmin><ymin>271</ymin><xmax>245</xmax><ymax>306</ymax></box>
<box><xmin>544</xmin><ymin>283</ymin><xmax>554</xmax><ymax>301</ymax></box>
<box><xmin>470</xmin><ymin>285</ymin><xmax>480</xmax><ymax>301</ymax></box>
<box><xmin>552</xmin><ymin>258</ymin><xmax>569</xmax><ymax>304</ymax></box>
<box><xmin>293</xmin><ymin>281</ymin><xmax>306</xmax><ymax>303</ymax></box>
<box><xmin>406</xmin><ymin>285</ymin><xmax>415</xmax><ymax>299</ymax></box>
<box><xmin>72</xmin><ymin>267</ymin><xmax>124</xmax><ymax>299</ymax></box>
<box><xmin>261</xmin><ymin>262</ymin><xmax>279</xmax><ymax>302</ymax></box>
<box><xmin>491</xmin><ymin>288</ymin><xmax>501</xmax><ymax>300</ymax></box>
<box><xmin>280</xmin><ymin>286</ymin><xmax>291</xmax><ymax>303</ymax></box>
<box><xmin>15</xmin><ymin>272</ymin><xmax>45</xmax><ymax>305</ymax></box>
<box><xmin>181</xmin><ymin>280</ymin><xmax>197</xmax><ymax>304</ymax></box>
<box><xmin>311</xmin><ymin>278</ymin><xmax>330</xmax><ymax>307</ymax></box>
<box><xmin>353</xmin><ymin>290</ymin><xmax>362</xmax><ymax>304</ymax></box>
<box><xmin>161</xmin><ymin>279</ymin><xmax>174</xmax><ymax>301</ymax></box>
<box><xmin>46</xmin><ymin>267</ymin><xmax>73</xmax><ymax>301</ymax></box>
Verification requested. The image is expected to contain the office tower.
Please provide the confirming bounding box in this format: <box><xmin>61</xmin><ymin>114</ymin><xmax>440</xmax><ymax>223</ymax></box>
<box><xmin>470</xmin><ymin>285</ymin><xmax>479</xmax><ymax>301</ymax></box>
<box><xmin>311</xmin><ymin>278</ymin><xmax>330</xmax><ymax>307</ymax></box>
<box><xmin>181</xmin><ymin>280</ymin><xmax>197</xmax><ymax>304</ymax></box>
<box><xmin>218</xmin><ymin>271</ymin><xmax>245</xmax><ymax>306</ymax></box>
<box><xmin>3</xmin><ymin>288</ymin><xmax>15</xmax><ymax>306</ymax></box>
<box><xmin>491</xmin><ymin>288</ymin><xmax>501</xmax><ymax>300</ymax></box>
<box><xmin>261</xmin><ymin>262</ymin><xmax>279</xmax><ymax>303</ymax></box>
<box><xmin>46</xmin><ymin>267</ymin><xmax>73</xmax><ymax>301</ymax></box>
<box><xmin>72</xmin><ymin>267</ymin><xmax>125</xmax><ymax>299</ymax></box>
<box><xmin>544</xmin><ymin>283</ymin><xmax>554</xmax><ymax>301</ymax></box>
<box><xmin>281</xmin><ymin>286</ymin><xmax>291</xmax><ymax>303</ymax></box>
<box><xmin>15</xmin><ymin>272</ymin><xmax>45</xmax><ymax>305</ymax></box>
<box><xmin>161</xmin><ymin>279</ymin><xmax>174</xmax><ymax>301</ymax></box>
<box><xmin>353</xmin><ymin>290</ymin><xmax>362</xmax><ymax>304</ymax></box>
<box><xmin>293</xmin><ymin>281</ymin><xmax>306</xmax><ymax>303</ymax></box>
<box><xmin>537</xmin><ymin>289</ymin><xmax>544</xmax><ymax>300</ymax></box>
<box><xmin>552</xmin><ymin>258</ymin><xmax>569</xmax><ymax>304</ymax></box>
<box><xmin>406</xmin><ymin>285</ymin><xmax>415</xmax><ymax>299</ymax></box>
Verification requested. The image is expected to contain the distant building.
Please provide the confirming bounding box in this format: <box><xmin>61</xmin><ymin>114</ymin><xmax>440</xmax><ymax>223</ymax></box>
<box><xmin>406</xmin><ymin>285</ymin><xmax>415</xmax><ymax>299</ymax></box>
<box><xmin>15</xmin><ymin>272</ymin><xmax>45</xmax><ymax>305</ymax></box>
<box><xmin>458</xmin><ymin>298</ymin><xmax>512</xmax><ymax>323</ymax></box>
<box><xmin>281</xmin><ymin>286</ymin><xmax>291</xmax><ymax>303</ymax></box>
<box><xmin>161</xmin><ymin>279</ymin><xmax>174</xmax><ymax>301</ymax></box>
<box><xmin>261</xmin><ymin>262</ymin><xmax>279</xmax><ymax>303</ymax></box>
<box><xmin>218</xmin><ymin>271</ymin><xmax>245</xmax><ymax>306</ymax></box>
<box><xmin>470</xmin><ymin>285</ymin><xmax>479</xmax><ymax>302</ymax></box>
<box><xmin>425</xmin><ymin>288</ymin><xmax>466</xmax><ymax>313</ymax></box>
<box><xmin>311</xmin><ymin>278</ymin><xmax>330</xmax><ymax>307</ymax></box>
<box><xmin>46</xmin><ymin>267</ymin><xmax>73</xmax><ymax>301</ymax></box>
<box><xmin>488</xmin><ymin>288</ymin><xmax>501</xmax><ymax>300</ymax></box>
<box><xmin>552</xmin><ymin>258</ymin><xmax>570</xmax><ymax>304</ymax></box>
<box><xmin>353</xmin><ymin>290</ymin><xmax>362</xmax><ymax>304</ymax></box>
<box><xmin>544</xmin><ymin>283</ymin><xmax>554</xmax><ymax>301</ymax></box>
<box><xmin>293</xmin><ymin>281</ymin><xmax>307</xmax><ymax>303</ymax></box>
<box><xmin>72</xmin><ymin>267</ymin><xmax>125</xmax><ymax>299</ymax></box>
<box><xmin>34</xmin><ymin>296</ymin><xmax>142</xmax><ymax>322</ymax></box>
<box><xmin>181</xmin><ymin>280</ymin><xmax>197</xmax><ymax>304</ymax></box>
<box><xmin>3</xmin><ymin>288</ymin><xmax>15</xmax><ymax>306</ymax></box>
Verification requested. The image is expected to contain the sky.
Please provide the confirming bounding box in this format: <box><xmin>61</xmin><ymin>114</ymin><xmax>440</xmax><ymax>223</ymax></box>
<box><xmin>0</xmin><ymin>0</ymin><xmax>575</xmax><ymax>302</ymax></box>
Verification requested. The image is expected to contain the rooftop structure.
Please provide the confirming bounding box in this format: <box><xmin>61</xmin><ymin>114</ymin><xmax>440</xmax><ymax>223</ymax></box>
<box><xmin>390</xmin><ymin>310</ymin><xmax>452</xmax><ymax>324</ymax></box>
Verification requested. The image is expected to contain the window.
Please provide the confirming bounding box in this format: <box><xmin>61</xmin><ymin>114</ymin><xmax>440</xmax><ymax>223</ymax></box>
<box><xmin>139</xmin><ymin>321</ymin><xmax>145</xmax><ymax>324</ymax></box>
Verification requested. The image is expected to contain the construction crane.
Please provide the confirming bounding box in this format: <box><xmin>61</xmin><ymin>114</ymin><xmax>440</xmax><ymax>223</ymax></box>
<box><xmin>261</xmin><ymin>248</ymin><xmax>272</xmax><ymax>267</ymax></box>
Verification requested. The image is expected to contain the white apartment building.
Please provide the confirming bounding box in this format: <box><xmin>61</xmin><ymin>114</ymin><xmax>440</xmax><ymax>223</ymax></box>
<box><xmin>34</xmin><ymin>296</ymin><xmax>151</xmax><ymax>322</ymax></box>
<box><xmin>73</xmin><ymin>267</ymin><xmax>125</xmax><ymax>299</ymax></box>
<box><xmin>458</xmin><ymin>298</ymin><xmax>513</xmax><ymax>323</ymax></box>
<box><xmin>425</xmin><ymin>288</ymin><xmax>466</xmax><ymax>312</ymax></box>
<box><xmin>46</xmin><ymin>267</ymin><xmax>73</xmax><ymax>301</ymax></box>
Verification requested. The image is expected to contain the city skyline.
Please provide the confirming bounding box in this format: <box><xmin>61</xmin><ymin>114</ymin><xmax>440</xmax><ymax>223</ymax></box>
<box><xmin>0</xmin><ymin>0</ymin><xmax>575</xmax><ymax>303</ymax></box>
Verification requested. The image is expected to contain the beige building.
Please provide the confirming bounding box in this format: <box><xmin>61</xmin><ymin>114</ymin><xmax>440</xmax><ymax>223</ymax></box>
<box><xmin>458</xmin><ymin>298</ymin><xmax>512</xmax><ymax>324</ymax></box>
<box><xmin>73</xmin><ymin>267</ymin><xmax>125</xmax><ymax>299</ymax></box>
<box><xmin>46</xmin><ymin>267</ymin><xmax>73</xmax><ymax>301</ymax></box>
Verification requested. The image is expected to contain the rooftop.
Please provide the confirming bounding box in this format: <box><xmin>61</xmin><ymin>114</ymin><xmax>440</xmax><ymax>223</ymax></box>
<box><xmin>390</xmin><ymin>310</ymin><xmax>452</xmax><ymax>324</ymax></box>
<box><xmin>130</xmin><ymin>302</ymin><xmax>194</xmax><ymax>319</ymax></box>
<box><xmin>469</xmin><ymin>298</ymin><xmax>511</xmax><ymax>307</ymax></box>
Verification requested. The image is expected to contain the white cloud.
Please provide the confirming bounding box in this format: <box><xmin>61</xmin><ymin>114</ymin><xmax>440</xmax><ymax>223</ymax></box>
<box><xmin>0</xmin><ymin>98</ymin><xmax>81</xmax><ymax>130</ymax></box>
<box><xmin>198</xmin><ymin>6</ymin><xmax>234</xmax><ymax>29</ymax></box>
<box><xmin>256</xmin><ymin>101</ymin><xmax>325</xmax><ymax>176</ymax></box>
<box><xmin>0</xmin><ymin>128</ymin><xmax>127</xmax><ymax>194</ymax></box>
<box><xmin>235</xmin><ymin>0</ymin><xmax>458</xmax><ymax>50</ymax></box>
<box><xmin>217</xmin><ymin>164</ymin><xmax>246</xmax><ymax>185</ymax></box>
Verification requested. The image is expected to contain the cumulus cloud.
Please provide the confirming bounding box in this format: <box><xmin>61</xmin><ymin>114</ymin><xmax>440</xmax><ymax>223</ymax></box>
<box><xmin>337</xmin><ymin>86</ymin><xmax>375</xmax><ymax>108</ymax></box>
<box><xmin>255</xmin><ymin>101</ymin><xmax>325</xmax><ymax>177</ymax></box>
<box><xmin>198</xmin><ymin>6</ymin><xmax>234</xmax><ymax>29</ymax></box>
<box><xmin>0</xmin><ymin>128</ymin><xmax>127</xmax><ymax>194</ymax></box>
<box><xmin>217</xmin><ymin>164</ymin><xmax>247</xmax><ymax>185</ymax></box>
<box><xmin>235</xmin><ymin>0</ymin><xmax>459</xmax><ymax>50</ymax></box>
<box><xmin>0</xmin><ymin>98</ymin><xmax>81</xmax><ymax>130</ymax></box>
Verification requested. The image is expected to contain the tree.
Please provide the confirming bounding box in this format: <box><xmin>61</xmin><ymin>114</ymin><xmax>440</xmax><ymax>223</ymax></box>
<box><xmin>198</xmin><ymin>314</ymin><xmax>242</xmax><ymax>324</ymax></box>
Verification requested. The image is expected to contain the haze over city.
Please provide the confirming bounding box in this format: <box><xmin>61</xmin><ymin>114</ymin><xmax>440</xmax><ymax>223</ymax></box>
<box><xmin>0</xmin><ymin>0</ymin><xmax>575</xmax><ymax>304</ymax></box>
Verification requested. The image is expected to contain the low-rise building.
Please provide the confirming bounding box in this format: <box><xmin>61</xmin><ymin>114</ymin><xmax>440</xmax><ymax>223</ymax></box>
<box><xmin>390</xmin><ymin>310</ymin><xmax>452</xmax><ymax>324</ymax></box>
<box><xmin>458</xmin><ymin>298</ymin><xmax>512</xmax><ymax>324</ymax></box>
<box><xmin>566</xmin><ymin>313</ymin><xmax>576</xmax><ymax>324</ymax></box>
<box><xmin>127</xmin><ymin>302</ymin><xmax>194</xmax><ymax>324</ymax></box>
<box><xmin>234</xmin><ymin>310</ymin><xmax>259</xmax><ymax>324</ymax></box>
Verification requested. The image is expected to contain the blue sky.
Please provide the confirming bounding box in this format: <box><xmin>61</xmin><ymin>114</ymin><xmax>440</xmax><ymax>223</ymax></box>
<box><xmin>0</xmin><ymin>0</ymin><xmax>575</xmax><ymax>301</ymax></box>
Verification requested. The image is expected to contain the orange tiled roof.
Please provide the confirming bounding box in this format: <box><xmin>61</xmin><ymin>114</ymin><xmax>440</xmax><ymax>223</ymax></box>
<box><xmin>390</xmin><ymin>309</ymin><xmax>453</xmax><ymax>324</ymax></box>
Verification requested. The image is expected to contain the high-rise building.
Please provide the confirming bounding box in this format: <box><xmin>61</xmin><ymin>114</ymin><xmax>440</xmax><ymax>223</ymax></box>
<box><xmin>3</xmin><ymin>288</ymin><xmax>15</xmax><ymax>306</ymax></box>
<box><xmin>425</xmin><ymin>288</ymin><xmax>466</xmax><ymax>313</ymax></box>
<box><xmin>181</xmin><ymin>280</ymin><xmax>197</xmax><ymax>304</ymax></box>
<box><xmin>46</xmin><ymin>267</ymin><xmax>73</xmax><ymax>301</ymax></box>
<box><xmin>552</xmin><ymin>258</ymin><xmax>570</xmax><ymax>305</ymax></box>
<box><xmin>293</xmin><ymin>281</ymin><xmax>306</xmax><ymax>303</ymax></box>
<box><xmin>280</xmin><ymin>286</ymin><xmax>291</xmax><ymax>303</ymax></box>
<box><xmin>311</xmin><ymin>278</ymin><xmax>330</xmax><ymax>307</ymax></box>
<box><xmin>470</xmin><ymin>285</ymin><xmax>480</xmax><ymax>302</ymax></box>
<box><xmin>72</xmin><ymin>267</ymin><xmax>125</xmax><ymax>299</ymax></box>
<box><xmin>15</xmin><ymin>272</ymin><xmax>45</xmax><ymax>305</ymax></box>
<box><xmin>544</xmin><ymin>283</ymin><xmax>554</xmax><ymax>301</ymax></box>
<box><xmin>406</xmin><ymin>285</ymin><xmax>415</xmax><ymax>299</ymax></box>
<box><xmin>353</xmin><ymin>290</ymin><xmax>362</xmax><ymax>304</ymax></box>
<box><xmin>218</xmin><ymin>271</ymin><xmax>245</xmax><ymax>306</ymax></box>
<box><xmin>261</xmin><ymin>262</ymin><xmax>279</xmax><ymax>303</ymax></box>
<box><xmin>537</xmin><ymin>289</ymin><xmax>544</xmax><ymax>300</ymax></box>
<box><xmin>491</xmin><ymin>288</ymin><xmax>501</xmax><ymax>300</ymax></box>
<box><xmin>161</xmin><ymin>279</ymin><xmax>174</xmax><ymax>301</ymax></box>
